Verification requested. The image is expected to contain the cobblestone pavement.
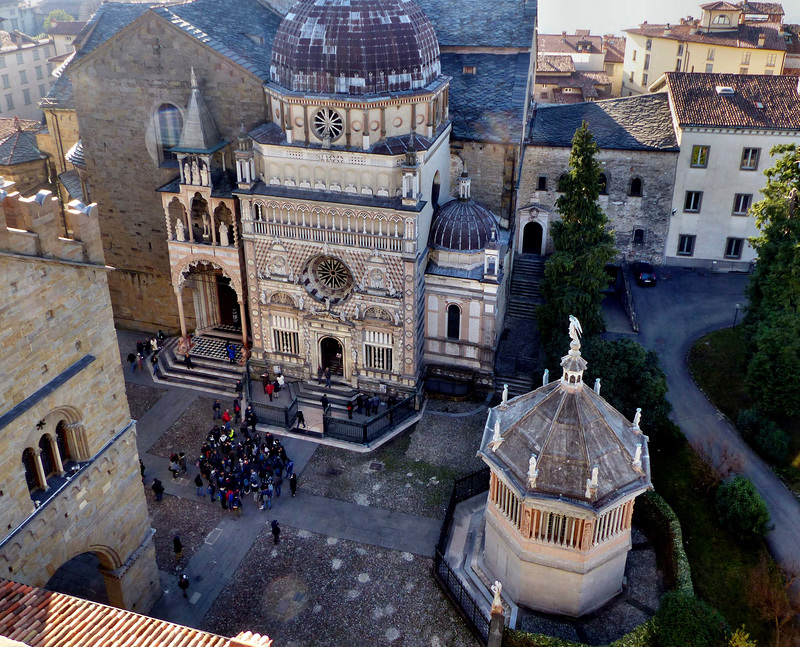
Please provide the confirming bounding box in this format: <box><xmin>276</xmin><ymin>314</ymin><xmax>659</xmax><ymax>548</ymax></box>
<box><xmin>148</xmin><ymin>396</ymin><xmax>219</xmax><ymax>458</ymax></box>
<box><xmin>126</xmin><ymin>383</ymin><xmax>168</xmax><ymax>421</ymax></box>
<box><xmin>201</xmin><ymin>526</ymin><xmax>479</xmax><ymax>647</ymax></box>
<box><xmin>299</xmin><ymin>410</ymin><xmax>486</xmax><ymax>518</ymax></box>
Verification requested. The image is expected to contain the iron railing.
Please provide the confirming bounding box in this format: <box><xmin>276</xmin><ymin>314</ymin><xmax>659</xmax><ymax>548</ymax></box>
<box><xmin>244</xmin><ymin>360</ymin><xmax>298</xmax><ymax>430</ymax></box>
<box><xmin>433</xmin><ymin>466</ymin><xmax>492</xmax><ymax>645</ymax></box>
<box><xmin>322</xmin><ymin>391</ymin><xmax>417</xmax><ymax>445</ymax></box>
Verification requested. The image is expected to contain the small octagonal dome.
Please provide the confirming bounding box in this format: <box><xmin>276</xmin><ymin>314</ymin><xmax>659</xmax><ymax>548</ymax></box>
<box><xmin>429</xmin><ymin>170</ymin><xmax>498</xmax><ymax>252</ymax></box>
<box><xmin>270</xmin><ymin>0</ymin><xmax>441</xmax><ymax>95</ymax></box>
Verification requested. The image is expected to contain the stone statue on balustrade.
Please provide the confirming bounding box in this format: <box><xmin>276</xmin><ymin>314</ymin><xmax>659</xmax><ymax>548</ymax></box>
<box><xmin>175</xmin><ymin>218</ymin><xmax>185</xmax><ymax>242</ymax></box>
<box><xmin>199</xmin><ymin>161</ymin><xmax>209</xmax><ymax>187</ymax></box>
<box><xmin>202</xmin><ymin>212</ymin><xmax>210</xmax><ymax>239</ymax></box>
<box><xmin>218</xmin><ymin>222</ymin><xmax>229</xmax><ymax>246</ymax></box>
<box><xmin>191</xmin><ymin>159</ymin><xmax>200</xmax><ymax>186</ymax></box>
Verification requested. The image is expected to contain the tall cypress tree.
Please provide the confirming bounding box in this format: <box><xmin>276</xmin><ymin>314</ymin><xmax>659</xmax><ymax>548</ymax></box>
<box><xmin>744</xmin><ymin>144</ymin><xmax>800</xmax><ymax>417</ymax></box>
<box><xmin>537</xmin><ymin>121</ymin><xmax>615</xmax><ymax>363</ymax></box>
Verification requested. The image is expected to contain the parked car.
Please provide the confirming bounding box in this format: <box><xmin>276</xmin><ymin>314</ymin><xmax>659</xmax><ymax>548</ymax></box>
<box><xmin>633</xmin><ymin>262</ymin><xmax>657</xmax><ymax>286</ymax></box>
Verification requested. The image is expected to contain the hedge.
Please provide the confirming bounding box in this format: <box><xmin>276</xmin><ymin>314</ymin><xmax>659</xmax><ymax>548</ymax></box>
<box><xmin>504</xmin><ymin>491</ymin><xmax>691</xmax><ymax>647</ymax></box>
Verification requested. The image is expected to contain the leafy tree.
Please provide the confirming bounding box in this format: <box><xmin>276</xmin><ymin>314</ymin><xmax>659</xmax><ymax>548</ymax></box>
<box><xmin>46</xmin><ymin>9</ymin><xmax>75</xmax><ymax>26</ymax></box>
<box><xmin>744</xmin><ymin>144</ymin><xmax>800</xmax><ymax>418</ymax></box>
<box><xmin>728</xmin><ymin>627</ymin><xmax>757</xmax><ymax>647</ymax></box>
<box><xmin>537</xmin><ymin>122</ymin><xmax>615</xmax><ymax>363</ymax></box>
<box><xmin>655</xmin><ymin>590</ymin><xmax>729</xmax><ymax>647</ymax></box>
<box><xmin>737</xmin><ymin>407</ymin><xmax>789</xmax><ymax>464</ymax></box>
<box><xmin>715</xmin><ymin>475</ymin><xmax>771</xmax><ymax>541</ymax></box>
<box><xmin>583</xmin><ymin>337</ymin><xmax>671</xmax><ymax>429</ymax></box>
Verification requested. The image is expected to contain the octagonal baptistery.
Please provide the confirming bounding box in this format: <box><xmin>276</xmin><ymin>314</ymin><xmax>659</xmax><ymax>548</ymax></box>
<box><xmin>478</xmin><ymin>330</ymin><xmax>652</xmax><ymax>617</ymax></box>
<box><xmin>270</xmin><ymin>0</ymin><xmax>441</xmax><ymax>95</ymax></box>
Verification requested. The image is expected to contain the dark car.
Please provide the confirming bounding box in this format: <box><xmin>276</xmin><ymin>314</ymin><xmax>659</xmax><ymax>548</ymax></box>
<box><xmin>633</xmin><ymin>262</ymin><xmax>657</xmax><ymax>286</ymax></box>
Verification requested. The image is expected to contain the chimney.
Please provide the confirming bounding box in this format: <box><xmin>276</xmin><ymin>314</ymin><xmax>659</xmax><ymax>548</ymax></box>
<box><xmin>757</xmin><ymin>33</ymin><xmax>765</xmax><ymax>47</ymax></box>
<box><xmin>561</xmin><ymin>30</ymin><xmax>567</xmax><ymax>41</ymax></box>
<box><xmin>664</xmin><ymin>22</ymin><xmax>671</xmax><ymax>34</ymax></box>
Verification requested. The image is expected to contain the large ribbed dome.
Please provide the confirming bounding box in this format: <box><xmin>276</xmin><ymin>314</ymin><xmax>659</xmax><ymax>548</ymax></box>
<box><xmin>270</xmin><ymin>0</ymin><xmax>441</xmax><ymax>95</ymax></box>
<box><xmin>429</xmin><ymin>184</ymin><xmax>498</xmax><ymax>252</ymax></box>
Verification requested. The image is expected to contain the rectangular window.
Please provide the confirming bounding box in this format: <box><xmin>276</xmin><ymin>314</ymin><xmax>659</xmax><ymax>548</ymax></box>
<box><xmin>677</xmin><ymin>234</ymin><xmax>696</xmax><ymax>256</ymax></box>
<box><xmin>740</xmin><ymin>67</ymin><xmax>748</xmax><ymax>74</ymax></box>
<box><xmin>644</xmin><ymin>53</ymin><xmax>650</xmax><ymax>70</ymax></box>
<box><xmin>732</xmin><ymin>193</ymin><xmax>752</xmax><ymax>215</ymax></box>
<box><xmin>462</xmin><ymin>66</ymin><xmax>477</xmax><ymax>75</ymax></box>
<box><xmin>19</xmin><ymin>70</ymin><xmax>26</xmax><ymax>84</ymax></box>
<box><xmin>676</xmin><ymin>59</ymin><xmax>682</xmax><ymax>71</ymax></box>
<box><xmin>1</xmin><ymin>74</ymin><xmax>9</xmax><ymax>89</ymax></box>
<box><xmin>35</xmin><ymin>66</ymin><xmax>42</xmax><ymax>80</ymax></box>
<box><xmin>766</xmin><ymin>53</ymin><xmax>776</xmax><ymax>66</ymax></box>
<box><xmin>633</xmin><ymin>229</ymin><xmax>645</xmax><ymax>244</ymax></box>
<box><xmin>43</xmin><ymin>46</ymin><xmax>50</xmax><ymax>57</ymax></box>
<box><xmin>364</xmin><ymin>330</ymin><xmax>393</xmax><ymax>371</ymax></box>
<box><xmin>46</xmin><ymin>63</ymin><xmax>53</xmax><ymax>75</ymax></box>
<box><xmin>646</xmin><ymin>38</ymin><xmax>652</xmax><ymax>50</ymax></box>
<box><xmin>5</xmin><ymin>94</ymin><xmax>13</xmax><ymax>110</ymax></box>
<box><xmin>705</xmin><ymin>63</ymin><xmax>714</xmax><ymax>73</ymax></box>
<box><xmin>690</xmin><ymin>145</ymin><xmax>709</xmax><ymax>168</ymax></box>
<box><xmin>537</xmin><ymin>176</ymin><xmax>547</xmax><ymax>191</ymax></box>
<box><xmin>32</xmin><ymin>49</ymin><xmax>39</xmax><ymax>61</ymax></box>
<box><xmin>677</xmin><ymin>43</ymin><xmax>684</xmax><ymax>56</ymax></box>
<box><xmin>22</xmin><ymin>88</ymin><xmax>29</xmax><ymax>105</ymax></box>
<box><xmin>632</xmin><ymin>50</ymin><xmax>637</xmax><ymax>61</ymax></box>
<box><xmin>642</xmin><ymin>73</ymin><xmax>648</xmax><ymax>86</ymax></box>
<box><xmin>725</xmin><ymin>237</ymin><xmax>744</xmax><ymax>259</ymax></box>
<box><xmin>0</xmin><ymin>57</ymin><xmax>6</xmax><ymax>69</ymax></box>
<box><xmin>707</xmin><ymin>48</ymin><xmax>715</xmax><ymax>60</ymax></box>
<box><xmin>271</xmin><ymin>315</ymin><xmax>299</xmax><ymax>355</ymax></box>
<box><xmin>38</xmin><ymin>83</ymin><xmax>45</xmax><ymax>97</ymax></box>
<box><xmin>764</xmin><ymin>69</ymin><xmax>773</xmax><ymax>75</ymax></box>
<box><xmin>684</xmin><ymin>191</ymin><xmax>703</xmax><ymax>212</ymax></box>
<box><xmin>741</xmin><ymin>148</ymin><xmax>760</xmax><ymax>170</ymax></box>
<box><xmin>15</xmin><ymin>52</ymin><xmax>23</xmax><ymax>65</ymax></box>
<box><xmin>741</xmin><ymin>51</ymin><xmax>751</xmax><ymax>65</ymax></box>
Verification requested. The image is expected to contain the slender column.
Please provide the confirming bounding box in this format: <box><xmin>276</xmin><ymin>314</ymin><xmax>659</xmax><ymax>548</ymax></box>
<box><xmin>210</xmin><ymin>203</ymin><xmax>218</xmax><ymax>246</ymax></box>
<box><xmin>33</xmin><ymin>449</ymin><xmax>48</xmax><ymax>491</ymax></box>
<box><xmin>175</xmin><ymin>286</ymin><xmax>187</xmax><ymax>338</ymax></box>
<box><xmin>49</xmin><ymin>436</ymin><xmax>64</xmax><ymax>474</ymax></box>
<box><xmin>65</xmin><ymin>422</ymin><xmax>87</xmax><ymax>461</ymax></box>
<box><xmin>238</xmin><ymin>298</ymin><xmax>248</xmax><ymax>351</ymax></box>
<box><xmin>186</xmin><ymin>199</ymin><xmax>194</xmax><ymax>243</ymax></box>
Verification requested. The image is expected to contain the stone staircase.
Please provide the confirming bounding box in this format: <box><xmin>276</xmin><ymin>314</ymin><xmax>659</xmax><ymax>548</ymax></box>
<box><xmin>506</xmin><ymin>254</ymin><xmax>545</xmax><ymax>320</ymax></box>
<box><xmin>154</xmin><ymin>336</ymin><xmax>245</xmax><ymax>396</ymax></box>
<box><xmin>292</xmin><ymin>379</ymin><xmax>373</xmax><ymax>414</ymax></box>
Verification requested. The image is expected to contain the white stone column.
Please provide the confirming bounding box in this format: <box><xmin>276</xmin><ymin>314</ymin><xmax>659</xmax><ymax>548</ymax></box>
<box><xmin>49</xmin><ymin>436</ymin><xmax>64</xmax><ymax>474</ymax></box>
<box><xmin>175</xmin><ymin>286</ymin><xmax>187</xmax><ymax>339</ymax></box>
<box><xmin>33</xmin><ymin>449</ymin><xmax>48</xmax><ymax>491</ymax></box>
<box><xmin>238</xmin><ymin>297</ymin><xmax>248</xmax><ymax>351</ymax></box>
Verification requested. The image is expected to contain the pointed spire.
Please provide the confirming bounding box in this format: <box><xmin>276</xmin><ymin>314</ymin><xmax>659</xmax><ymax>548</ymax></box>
<box><xmin>560</xmin><ymin>315</ymin><xmax>588</xmax><ymax>388</ymax></box>
<box><xmin>458</xmin><ymin>164</ymin><xmax>471</xmax><ymax>200</ymax></box>
<box><xmin>173</xmin><ymin>69</ymin><xmax>223</xmax><ymax>153</ymax></box>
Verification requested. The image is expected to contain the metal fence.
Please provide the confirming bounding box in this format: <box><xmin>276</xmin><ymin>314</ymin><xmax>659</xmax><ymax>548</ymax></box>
<box><xmin>322</xmin><ymin>392</ymin><xmax>418</xmax><ymax>445</ymax></box>
<box><xmin>433</xmin><ymin>466</ymin><xmax>492</xmax><ymax>645</ymax></box>
<box><xmin>244</xmin><ymin>360</ymin><xmax>298</xmax><ymax>430</ymax></box>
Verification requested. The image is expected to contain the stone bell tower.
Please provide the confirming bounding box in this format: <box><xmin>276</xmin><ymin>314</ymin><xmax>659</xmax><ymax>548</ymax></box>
<box><xmin>477</xmin><ymin>317</ymin><xmax>652</xmax><ymax>616</ymax></box>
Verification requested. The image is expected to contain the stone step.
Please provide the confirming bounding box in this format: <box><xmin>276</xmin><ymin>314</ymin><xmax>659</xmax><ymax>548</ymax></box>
<box><xmin>506</xmin><ymin>303</ymin><xmax>538</xmax><ymax>320</ymax></box>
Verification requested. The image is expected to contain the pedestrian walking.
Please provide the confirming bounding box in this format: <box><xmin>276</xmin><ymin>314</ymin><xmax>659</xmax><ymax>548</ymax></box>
<box><xmin>178</xmin><ymin>574</ymin><xmax>189</xmax><ymax>598</ymax></box>
<box><xmin>152</xmin><ymin>478</ymin><xmax>164</xmax><ymax>501</ymax></box>
<box><xmin>325</xmin><ymin>367</ymin><xmax>331</xmax><ymax>388</ymax></box>
<box><xmin>320</xmin><ymin>394</ymin><xmax>329</xmax><ymax>410</ymax></box>
<box><xmin>173</xmin><ymin>535</ymin><xmax>183</xmax><ymax>563</ymax></box>
<box><xmin>226</xmin><ymin>342</ymin><xmax>236</xmax><ymax>364</ymax></box>
<box><xmin>277</xmin><ymin>374</ymin><xmax>285</xmax><ymax>392</ymax></box>
<box><xmin>261</xmin><ymin>372</ymin><xmax>270</xmax><ymax>394</ymax></box>
<box><xmin>222</xmin><ymin>409</ymin><xmax>232</xmax><ymax>430</ymax></box>
<box><xmin>265</xmin><ymin>479</ymin><xmax>274</xmax><ymax>509</ymax></box>
<box><xmin>317</xmin><ymin>366</ymin><xmax>324</xmax><ymax>385</ymax></box>
<box><xmin>136</xmin><ymin>339</ymin><xmax>144</xmax><ymax>356</ymax></box>
<box><xmin>194</xmin><ymin>473</ymin><xmax>204</xmax><ymax>496</ymax></box>
<box><xmin>295</xmin><ymin>410</ymin><xmax>307</xmax><ymax>429</ymax></box>
<box><xmin>271</xmin><ymin>520</ymin><xmax>280</xmax><ymax>544</ymax></box>
<box><xmin>236</xmin><ymin>379</ymin><xmax>244</xmax><ymax>395</ymax></box>
<box><xmin>347</xmin><ymin>401</ymin><xmax>353</xmax><ymax>419</ymax></box>
<box><xmin>266</xmin><ymin>382</ymin><xmax>274</xmax><ymax>401</ymax></box>
<box><xmin>157</xmin><ymin>329</ymin><xmax>166</xmax><ymax>346</ymax></box>
<box><xmin>212</xmin><ymin>400</ymin><xmax>221</xmax><ymax>420</ymax></box>
<box><xmin>169</xmin><ymin>455</ymin><xmax>180</xmax><ymax>479</ymax></box>
<box><xmin>207</xmin><ymin>480</ymin><xmax>216</xmax><ymax>499</ymax></box>
<box><xmin>139</xmin><ymin>459</ymin><xmax>146</xmax><ymax>478</ymax></box>
<box><xmin>152</xmin><ymin>356</ymin><xmax>163</xmax><ymax>379</ymax></box>
<box><xmin>275</xmin><ymin>474</ymin><xmax>283</xmax><ymax>497</ymax></box>
<box><xmin>184</xmin><ymin>354</ymin><xmax>194</xmax><ymax>370</ymax></box>
<box><xmin>286</xmin><ymin>459</ymin><xmax>294</xmax><ymax>477</ymax></box>
<box><xmin>356</xmin><ymin>394</ymin><xmax>363</xmax><ymax>414</ymax></box>
<box><xmin>233</xmin><ymin>397</ymin><xmax>241</xmax><ymax>423</ymax></box>
<box><xmin>137</xmin><ymin>352</ymin><xmax>144</xmax><ymax>370</ymax></box>
<box><xmin>364</xmin><ymin>397</ymin><xmax>371</xmax><ymax>417</ymax></box>
<box><xmin>178</xmin><ymin>452</ymin><xmax>187</xmax><ymax>473</ymax></box>
<box><xmin>150</xmin><ymin>337</ymin><xmax>158</xmax><ymax>355</ymax></box>
<box><xmin>289</xmin><ymin>473</ymin><xmax>297</xmax><ymax>497</ymax></box>
<box><xmin>127</xmin><ymin>352</ymin><xmax>137</xmax><ymax>372</ymax></box>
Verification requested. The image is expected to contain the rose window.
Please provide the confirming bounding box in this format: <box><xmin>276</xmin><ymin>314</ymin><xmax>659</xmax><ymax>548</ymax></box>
<box><xmin>302</xmin><ymin>255</ymin><xmax>353</xmax><ymax>305</ymax></box>
<box><xmin>313</xmin><ymin>108</ymin><xmax>343</xmax><ymax>141</ymax></box>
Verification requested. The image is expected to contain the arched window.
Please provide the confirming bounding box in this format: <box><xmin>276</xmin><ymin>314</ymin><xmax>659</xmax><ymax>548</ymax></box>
<box><xmin>22</xmin><ymin>448</ymin><xmax>38</xmax><ymax>492</ymax></box>
<box><xmin>156</xmin><ymin>104</ymin><xmax>182</xmax><ymax>164</ymax></box>
<box><xmin>446</xmin><ymin>304</ymin><xmax>461</xmax><ymax>340</ymax></box>
<box><xmin>598</xmin><ymin>173</ymin><xmax>608</xmax><ymax>195</ymax></box>
<box><xmin>712</xmin><ymin>14</ymin><xmax>730</xmax><ymax>24</ymax></box>
<box><xmin>431</xmin><ymin>171</ymin><xmax>441</xmax><ymax>208</ymax></box>
<box><xmin>629</xmin><ymin>177</ymin><xmax>643</xmax><ymax>197</ymax></box>
<box><xmin>38</xmin><ymin>435</ymin><xmax>55</xmax><ymax>480</ymax></box>
<box><xmin>633</xmin><ymin>228</ymin><xmax>645</xmax><ymax>244</ymax></box>
<box><xmin>556</xmin><ymin>173</ymin><xmax>569</xmax><ymax>193</ymax></box>
<box><xmin>56</xmin><ymin>421</ymin><xmax>71</xmax><ymax>462</ymax></box>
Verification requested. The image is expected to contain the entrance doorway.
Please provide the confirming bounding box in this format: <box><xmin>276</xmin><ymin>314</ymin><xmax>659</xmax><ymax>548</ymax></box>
<box><xmin>522</xmin><ymin>221</ymin><xmax>543</xmax><ymax>254</ymax></box>
<box><xmin>216</xmin><ymin>274</ymin><xmax>239</xmax><ymax>329</ymax></box>
<box><xmin>320</xmin><ymin>336</ymin><xmax>344</xmax><ymax>375</ymax></box>
<box><xmin>46</xmin><ymin>552</ymin><xmax>109</xmax><ymax>605</ymax></box>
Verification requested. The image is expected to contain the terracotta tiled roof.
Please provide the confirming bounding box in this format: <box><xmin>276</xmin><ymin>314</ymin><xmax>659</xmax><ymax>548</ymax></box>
<box><xmin>664</xmin><ymin>72</ymin><xmax>800</xmax><ymax>129</ymax></box>
<box><xmin>784</xmin><ymin>23</ymin><xmax>800</xmax><ymax>54</ymax></box>
<box><xmin>625</xmin><ymin>21</ymin><xmax>785</xmax><ymax>51</ymax></box>
<box><xmin>538</xmin><ymin>31</ymin><xmax>603</xmax><ymax>55</ymax></box>
<box><xmin>0</xmin><ymin>579</ymin><xmax>272</xmax><ymax>647</ymax></box>
<box><xmin>739</xmin><ymin>2</ymin><xmax>784</xmax><ymax>16</ymax></box>
<box><xmin>603</xmin><ymin>36</ymin><xmax>626</xmax><ymax>63</ymax></box>
<box><xmin>700</xmin><ymin>1</ymin><xmax>741</xmax><ymax>11</ymax></box>
<box><xmin>537</xmin><ymin>54</ymin><xmax>575</xmax><ymax>73</ymax></box>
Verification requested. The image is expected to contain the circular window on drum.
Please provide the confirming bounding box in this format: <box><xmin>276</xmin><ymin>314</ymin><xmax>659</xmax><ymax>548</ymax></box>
<box><xmin>302</xmin><ymin>255</ymin><xmax>354</xmax><ymax>305</ymax></box>
<box><xmin>313</xmin><ymin>108</ymin><xmax>343</xmax><ymax>141</ymax></box>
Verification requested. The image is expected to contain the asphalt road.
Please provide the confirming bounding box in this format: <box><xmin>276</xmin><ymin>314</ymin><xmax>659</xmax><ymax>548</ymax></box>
<box><xmin>607</xmin><ymin>266</ymin><xmax>800</xmax><ymax>588</ymax></box>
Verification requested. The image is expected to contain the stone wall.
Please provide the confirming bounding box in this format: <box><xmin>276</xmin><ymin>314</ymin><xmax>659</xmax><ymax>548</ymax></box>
<box><xmin>39</xmin><ymin>109</ymin><xmax>81</xmax><ymax>176</ymax></box>
<box><xmin>0</xmin><ymin>158</ymin><xmax>50</xmax><ymax>196</ymax></box>
<box><xmin>69</xmin><ymin>12</ymin><xmax>268</xmax><ymax>332</ymax></box>
<box><xmin>0</xmin><ymin>193</ymin><xmax>160</xmax><ymax>612</ymax></box>
<box><xmin>517</xmin><ymin>145</ymin><xmax>678</xmax><ymax>264</ymax></box>
<box><xmin>450</xmin><ymin>142</ymin><xmax>517</xmax><ymax>225</ymax></box>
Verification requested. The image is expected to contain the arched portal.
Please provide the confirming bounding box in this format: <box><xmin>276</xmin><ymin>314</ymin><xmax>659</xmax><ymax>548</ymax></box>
<box><xmin>46</xmin><ymin>551</ymin><xmax>109</xmax><ymax>605</ymax></box>
<box><xmin>431</xmin><ymin>171</ymin><xmax>441</xmax><ymax>208</ymax></box>
<box><xmin>320</xmin><ymin>336</ymin><xmax>344</xmax><ymax>375</ymax></box>
<box><xmin>522</xmin><ymin>221</ymin><xmax>544</xmax><ymax>255</ymax></box>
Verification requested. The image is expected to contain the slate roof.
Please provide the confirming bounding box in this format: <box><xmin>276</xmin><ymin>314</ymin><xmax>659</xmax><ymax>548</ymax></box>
<box><xmin>0</xmin><ymin>130</ymin><xmax>46</xmax><ymax>165</ymax></box>
<box><xmin>478</xmin><ymin>344</ymin><xmax>651</xmax><ymax>509</ymax></box>
<box><xmin>429</xmin><ymin>194</ymin><xmax>498</xmax><ymax>252</ymax></box>
<box><xmin>65</xmin><ymin>139</ymin><xmax>84</xmax><ymax>168</ymax></box>
<box><xmin>528</xmin><ymin>92</ymin><xmax>679</xmax><ymax>151</ymax></box>
<box><xmin>663</xmin><ymin>72</ymin><xmax>800</xmax><ymax>130</ymax></box>
<box><xmin>625</xmin><ymin>21</ymin><xmax>785</xmax><ymax>51</ymax></box>
<box><xmin>0</xmin><ymin>578</ymin><xmax>273</xmax><ymax>647</ymax></box>
<box><xmin>418</xmin><ymin>0</ymin><xmax>536</xmax><ymax>48</ymax></box>
<box><xmin>47</xmin><ymin>20</ymin><xmax>87</xmax><ymax>36</ymax></box>
<box><xmin>442</xmin><ymin>52</ymin><xmax>529</xmax><ymax>143</ymax></box>
<box><xmin>58</xmin><ymin>169</ymin><xmax>82</xmax><ymax>199</ymax></box>
<box><xmin>425</xmin><ymin>259</ymin><xmax>485</xmax><ymax>279</ymax></box>
<box><xmin>0</xmin><ymin>118</ymin><xmax>41</xmax><ymax>139</ymax></box>
<box><xmin>783</xmin><ymin>23</ymin><xmax>800</xmax><ymax>55</ymax></box>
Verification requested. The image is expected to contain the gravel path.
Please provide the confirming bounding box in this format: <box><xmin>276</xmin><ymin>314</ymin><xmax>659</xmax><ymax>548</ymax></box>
<box><xmin>299</xmin><ymin>410</ymin><xmax>487</xmax><ymax>518</ymax></box>
<box><xmin>201</xmin><ymin>525</ymin><xmax>478</xmax><ymax>647</ymax></box>
<box><xmin>147</xmin><ymin>396</ymin><xmax>223</xmax><ymax>458</ymax></box>
<box><xmin>125</xmin><ymin>383</ymin><xmax>167</xmax><ymax>421</ymax></box>
<box><xmin>144</xmin><ymin>486</ymin><xmax>225</xmax><ymax>574</ymax></box>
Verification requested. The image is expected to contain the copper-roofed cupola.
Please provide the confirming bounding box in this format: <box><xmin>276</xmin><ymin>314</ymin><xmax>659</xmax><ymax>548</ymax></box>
<box><xmin>478</xmin><ymin>317</ymin><xmax>652</xmax><ymax>617</ymax></box>
<box><xmin>270</xmin><ymin>0</ymin><xmax>441</xmax><ymax>95</ymax></box>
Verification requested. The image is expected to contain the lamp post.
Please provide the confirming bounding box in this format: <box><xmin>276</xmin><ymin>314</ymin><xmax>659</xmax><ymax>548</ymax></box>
<box><xmin>733</xmin><ymin>303</ymin><xmax>741</xmax><ymax>327</ymax></box>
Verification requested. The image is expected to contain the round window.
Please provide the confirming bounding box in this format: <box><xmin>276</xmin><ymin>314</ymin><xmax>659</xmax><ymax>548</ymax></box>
<box><xmin>302</xmin><ymin>255</ymin><xmax>353</xmax><ymax>305</ymax></box>
<box><xmin>313</xmin><ymin>108</ymin><xmax>344</xmax><ymax>141</ymax></box>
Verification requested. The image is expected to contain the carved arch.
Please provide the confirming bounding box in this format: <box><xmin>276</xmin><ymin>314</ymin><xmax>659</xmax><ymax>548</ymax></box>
<box><xmin>172</xmin><ymin>255</ymin><xmax>243</xmax><ymax>299</ymax></box>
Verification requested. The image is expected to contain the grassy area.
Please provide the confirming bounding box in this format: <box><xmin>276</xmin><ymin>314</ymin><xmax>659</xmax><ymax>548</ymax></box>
<box><xmin>687</xmin><ymin>326</ymin><xmax>800</xmax><ymax>494</ymax></box>
<box><xmin>650</xmin><ymin>435</ymin><xmax>797</xmax><ymax>645</ymax></box>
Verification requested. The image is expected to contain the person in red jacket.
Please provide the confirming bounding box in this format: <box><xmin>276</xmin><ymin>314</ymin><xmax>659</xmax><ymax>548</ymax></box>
<box><xmin>222</xmin><ymin>408</ymin><xmax>232</xmax><ymax>431</ymax></box>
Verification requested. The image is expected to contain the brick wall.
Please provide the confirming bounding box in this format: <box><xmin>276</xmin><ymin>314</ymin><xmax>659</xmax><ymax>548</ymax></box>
<box><xmin>451</xmin><ymin>141</ymin><xmax>517</xmax><ymax>223</ymax></box>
